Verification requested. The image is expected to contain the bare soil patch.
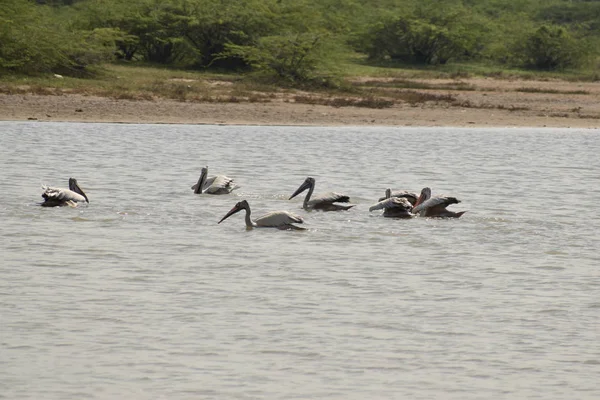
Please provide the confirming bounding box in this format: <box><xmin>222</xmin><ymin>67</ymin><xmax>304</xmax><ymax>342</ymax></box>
<box><xmin>1</xmin><ymin>77</ymin><xmax>599</xmax><ymax>128</ymax></box>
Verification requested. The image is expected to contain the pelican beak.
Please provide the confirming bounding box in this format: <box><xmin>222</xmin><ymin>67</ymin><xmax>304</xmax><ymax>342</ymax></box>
<box><xmin>77</xmin><ymin>184</ymin><xmax>89</xmax><ymax>203</ymax></box>
<box><xmin>70</xmin><ymin>178</ymin><xmax>89</xmax><ymax>203</ymax></box>
<box><xmin>218</xmin><ymin>204</ymin><xmax>241</xmax><ymax>224</ymax></box>
<box><xmin>414</xmin><ymin>188</ymin><xmax>430</xmax><ymax>208</ymax></box>
<box><xmin>194</xmin><ymin>167</ymin><xmax>208</xmax><ymax>194</ymax></box>
<box><xmin>289</xmin><ymin>181</ymin><xmax>310</xmax><ymax>200</ymax></box>
<box><xmin>414</xmin><ymin>193</ymin><xmax>424</xmax><ymax>208</ymax></box>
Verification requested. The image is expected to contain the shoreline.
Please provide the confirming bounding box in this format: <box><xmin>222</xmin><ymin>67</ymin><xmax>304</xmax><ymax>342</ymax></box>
<box><xmin>1</xmin><ymin>76</ymin><xmax>599</xmax><ymax>128</ymax></box>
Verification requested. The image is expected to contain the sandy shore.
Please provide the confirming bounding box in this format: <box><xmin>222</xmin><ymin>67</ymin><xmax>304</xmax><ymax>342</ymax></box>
<box><xmin>1</xmin><ymin>77</ymin><xmax>599</xmax><ymax>128</ymax></box>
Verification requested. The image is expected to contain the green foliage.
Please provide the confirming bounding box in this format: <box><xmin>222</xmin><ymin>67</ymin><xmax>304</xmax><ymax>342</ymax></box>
<box><xmin>2</xmin><ymin>0</ymin><xmax>600</xmax><ymax>78</ymax></box>
<box><xmin>0</xmin><ymin>0</ymin><xmax>116</xmax><ymax>75</ymax></box>
<box><xmin>73</xmin><ymin>0</ymin><xmax>194</xmax><ymax>64</ymax></box>
<box><xmin>36</xmin><ymin>0</ymin><xmax>85</xmax><ymax>5</ymax></box>
<box><xmin>537</xmin><ymin>2</ymin><xmax>600</xmax><ymax>31</ymax></box>
<box><xmin>517</xmin><ymin>25</ymin><xmax>588</xmax><ymax>70</ymax></box>
<box><xmin>222</xmin><ymin>33</ymin><xmax>343</xmax><ymax>86</ymax></box>
<box><xmin>476</xmin><ymin>12</ymin><xmax>534</xmax><ymax>65</ymax></box>
<box><xmin>128</xmin><ymin>2</ymin><xmax>192</xmax><ymax>64</ymax></box>
<box><xmin>360</xmin><ymin>9</ymin><xmax>486</xmax><ymax>65</ymax></box>
<box><xmin>74</xmin><ymin>0</ymin><xmax>282</xmax><ymax>68</ymax></box>
<box><xmin>182</xmin><ymin>0</ymin><xmax>281</xmax><ymax>68</ymax></box>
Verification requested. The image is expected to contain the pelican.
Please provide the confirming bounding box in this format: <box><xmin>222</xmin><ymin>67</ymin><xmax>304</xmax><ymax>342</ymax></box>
<box><xmin>41</xmin><ymin>178</ymin><xmax>89</xmax><ymax>207</ymax></box>
<box><xmin>191</xmin><ymin>166</ymin><xmax>239</xmax><ymax>195</ymax></box>
<box><xmin>369</xmin><ymin>188</ymin><xmax>414</xmax><ymax>218</ymax></box>
<box><xmin>412</xmin><ymin>187</ymin><xmax>466</xmax><ymax>218</ymax></box>
<box><xmin>218</xmin><ymin>200</ymin><xmax>304</xmax><ymax>230</ymax></box>
<box><xmin>377</xmin><ymin>190</ymin><xmax>418</xmax><ymax>205</ymax></box>
<box><xmin>289</xmin><ymin>177</ymin><xmax>353</xmax><ymax>211</ymax></box>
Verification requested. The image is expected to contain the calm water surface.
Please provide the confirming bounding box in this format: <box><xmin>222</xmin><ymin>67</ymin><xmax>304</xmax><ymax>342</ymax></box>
<box><xmin>1</xmin><ymin>121</ymin><xmax>599</xmax><ymax>399</ymax></box>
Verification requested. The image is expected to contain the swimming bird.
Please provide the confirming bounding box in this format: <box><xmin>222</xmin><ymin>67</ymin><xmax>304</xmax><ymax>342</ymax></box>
<box><xmin>377</xmin><ymin>190</ymin><xmax>419</xmax><ymax>205</ymax></box>
<box><xmin>370</xmin><ymin>188</ymin><xmax>414</xmax><ymax>218</ymax></box>
<box><xmin>191</xmin><ymin>166</ymin><xmax>239</xmax><ymax>195</ymax></box>
<box><xmin>289</xmin><ymin>177</ymin><xmax>353</xmax><ymax>211</ymax></box>
<box><xmin>218</xmin><ymin>200</ymin><xmax>304</xmax><ymax>230</ymax></box>
<box><xmin>412</xmin><ymin>187</ymin><xmax>466</xmax><ymax>218</ymax></box>
<box><xmin>41</xmin><ymin>178</ymin><xmax>89</xmax><ymax>207</ymax></box>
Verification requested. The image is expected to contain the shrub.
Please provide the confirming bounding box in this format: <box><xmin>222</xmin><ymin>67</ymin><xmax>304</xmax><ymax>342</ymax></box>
<box><xmin>0</xmin><ymin>0</ymin><xmax>117</xmax><ymax>75</ymax></box>
<box><xmin>518</xmin><ymin>25</ymin><xmax>588</xmax><ymax>70</ymax></box>
<box><xmin>221</xmin><ymin>33</ymin><xmax>343</xmax><ymax>86</ymax></box>
<box><xmin>359</xmin><ymin>9</ymin><xmax>486</xmax><ymax>66</ymax></box>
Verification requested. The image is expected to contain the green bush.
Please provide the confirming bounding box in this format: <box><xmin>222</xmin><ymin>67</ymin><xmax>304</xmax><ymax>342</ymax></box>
<box><xmin>2</xmin><ymin>0</ymin><xmax>600</xmax><ymax>77</ymax></box>
<box><xmin>0</xmin><ymin>0</ymin><xmax>117</xmax><ymax>75</ymax></box>
<box><xmin>221</xmin><ymin>33</ymin><xmax>343</xmax><ymax>86</ymax></box>
<box><xmin>361</xmin><ymin>16</ymin><xmax>477</xmax><ymax>65</ymax></box>
<box><xmin>76</xmin><ymin>0</ymin><xmax>281</xmax><ymax>68</ymax></box>
<box><xmin>183</xmin><ymin>0</ymin><xmax>280</xmax><ymax>69</ymax></box>
<box><xmin>518</xmin><ymin>25</ymin><xmax>587</xmax><ymax>70</ymax></box>
<box><xmin>74</xmin><ymin>0</ymin><xmax>194</xmax><ymax>64</ymax></box>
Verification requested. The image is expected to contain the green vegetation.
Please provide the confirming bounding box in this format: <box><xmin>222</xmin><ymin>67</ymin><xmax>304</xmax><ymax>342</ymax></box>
<box><xmin>1</xmin><ymin>0</ymin><xmax>599</xmax><ymax>85</ymax></box>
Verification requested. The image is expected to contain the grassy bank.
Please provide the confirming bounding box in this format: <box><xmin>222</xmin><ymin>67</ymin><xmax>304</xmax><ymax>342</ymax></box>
<box><xmin>0</xmin><ymin>60</ymin><xmax>598</xmax><ymax>111</ymax></box>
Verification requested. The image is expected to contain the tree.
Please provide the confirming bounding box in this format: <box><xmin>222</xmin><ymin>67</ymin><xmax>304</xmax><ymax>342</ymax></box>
<box><xmin>361</xmin><ymin>16</ymin><xmax>479</xmax><ymax>65</ymax></box>
<box><xmin>222</xmin><ymin>33</ymin><xmax>343</xmax><ymax>85</ymax></box>
<box><xmin>183</xmin><ymin>0</ymin><xmax>280</xmax><ymax>68</ymax></box>
<box><xmin>519</xmin><ymin>25</ymin><xmax>587</xmax><ymax>70</ymax></box>
<box><xmin>357</xmin><ymin>2</ymin><xmax>487</xmax><ymax>65</ymax></box>
<box><xmin>0</xmin><ymin>0</ymin><xmax>116</xmax><ymax>75</ymax></box>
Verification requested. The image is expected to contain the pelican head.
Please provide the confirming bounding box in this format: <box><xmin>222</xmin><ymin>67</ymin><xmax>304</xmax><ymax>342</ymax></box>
<box><xmin>69</xmin><ymin>177</ymin><xmax>89</xmax><ymax>203</ymax></box>
<box><xmin>193</xmin><ymin>166</ymin><xmax>209</xmax><ymax>194</ymax></box>
<box><xmin>218</xmin><ymin>200</ymin><xmax>249</xmax><ymax>224</ymax></box>
<box><xmin>289</xmin><ymin>177</ymin><xmax>315</xmax><ymax>200</ymax></box>
<box><xmin>385</xmin><ymin>188</ymin><xmax>392</xmax><ymax>199</ymax></box>
<box><xmin>414</xmin><ymin>187</ymin><xmax>431</xmax><ymax>207</ymax></box>
<box><xmin>199</xmin><ymin>166</ymin><xmax>209</xmax><ymax>184</ymax></box>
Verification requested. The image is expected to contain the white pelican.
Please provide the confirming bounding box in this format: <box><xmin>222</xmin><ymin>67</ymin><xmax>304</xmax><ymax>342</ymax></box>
<box><xmin>370</xmin><ymin>188</ymin><xmax>414</xmax><ymax>218</ymax></box>
<box><xmin>218</xmin><ymin>200</ymin><xmax>305</xmax><ymax>230</ymax></box>
<box><xmin>412</xmin><ymin>187</ymin><xmax>466</xmax><ymax>218</ymax></box>
<box><xmin>191</xmin><ymin>166</ymin><xmax>239</xmax><ymax>195</ymax></box>
<box><xmin>41</xmin><ymin>177</ymin><xmax>89</xmax><ymax>207</ymax></box>
<box><xmin>377</xmin><ymin>190</ymin><xmax>418</xmax><ymax>205</ymax></box>
<box><xmin>289</xmin><ymin>177</ymin><xmax>353</xmax><ymax>211</ymax></box>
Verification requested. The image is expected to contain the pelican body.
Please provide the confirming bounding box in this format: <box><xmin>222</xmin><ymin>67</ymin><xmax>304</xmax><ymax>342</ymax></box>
<box><xmin>412</xmin><ymin>187</ymin><xmax>466</xmax><ymax>218</ymax></box>
<box><xmin>289</xmin><ymin>177</ymin><xmax>353</xmax><ymax>211</ymax></box>
<box><xmin>370</xmin><ymin>188</ymin><xmax>414</xmax><ymax>218</ymax></box>
<box><xmin>192</xmin><ymin>166</ymin><xmax>238</xmax><ymax>195</ymax></box>
<box><xmin>41</xmin><ymin>178</ymin><xmax>89</xmax><ymax>207</ymax></box>
<box><xmin>377</xmin><ymin>190</ymin><xmax>418</xmax><ymax>206</ymax></box>
<box><xmin>218</xmin><ymin>200</ymin><xmax>304</xmax><ymax>230</ymax></box>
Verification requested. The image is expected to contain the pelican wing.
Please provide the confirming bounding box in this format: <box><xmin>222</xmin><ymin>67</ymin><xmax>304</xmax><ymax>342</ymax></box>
<box><xmin>42</xmin><ymin>185</ymin><xmax>86</xmax><ymax>206</ymax></box>
<box><xmin>413</xmin><ymin>196</ymin><xmax>460</xmax><ymax>216</ymax></box>
<box><xmin>378</xmin><ymin>190</ymin><xmax>418</xmax><ymax>205</ymax></box>
<box><xmin>255</xmin><ymin>211</ymin><xmax>304</xmax><ymax>227</ymax></box>
<box><xmin>204</xmin><ymin>176</ymin><xmax>217</xmax><ymax>188</ymax></box>
<box><xmin>308</xmin><ymin>191</ymin><xmax>349</xmax><ymax>206</ymax></box>
<box><xmin>204</xmin><ymin>175</ymin><xmax>239</xmax><ymax>194</ymax></box>
<box><xmin>369</xmin><ymin>197</ymin><xmax>412</xmax><ymax>212</ymax></box>
<box><xmin>191</xmin><ymin>176</ymin><xmax>216</xmax><ymax>192</ymax></box>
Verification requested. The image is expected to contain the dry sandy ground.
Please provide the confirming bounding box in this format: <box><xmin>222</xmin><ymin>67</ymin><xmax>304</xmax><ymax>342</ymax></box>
<box><xmin>1</xmin><ymin>77</ymin><xmax>599</xmax><ymax>128</ymax></box>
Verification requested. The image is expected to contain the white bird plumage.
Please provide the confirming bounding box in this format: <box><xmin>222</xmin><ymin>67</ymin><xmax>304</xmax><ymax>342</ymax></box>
<box><xmin>377</xmin><ymin>190</ymin><xmax>418</xmax><ymax>205</ymax></box>
<box><xmin>369</xmin><ymin>188</ymin><xmax>414</xmax><ymax>218</ymax></box>
<box><xmin>192</xmin><ymin>166</ymin><xmax>239</xmax><ymax>195</ymax></box>
<box><xmin>289</xmin><ymin>177</ymin><xmax>353</xmax><ymax>211</ymax></box>
<box><xmin>412</xmin><ymin>187</ymin><xmax>466</xmax><ymax>218</ymax></box>
<box><xmin>218</xmin><ymin>200</ymin><xmax>304</xmax><ymax>230</ymax></box>
<box><xmin>41</xmin><ymin>177</ymin><xmax>89</xmax><ymax>207</ymax></box>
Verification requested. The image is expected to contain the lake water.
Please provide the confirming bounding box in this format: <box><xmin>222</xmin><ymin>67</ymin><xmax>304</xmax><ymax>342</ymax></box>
<box><xmin>1</xmin><ymin>121</ymin><xmax>599</xmax><ymax>399</ymax></box>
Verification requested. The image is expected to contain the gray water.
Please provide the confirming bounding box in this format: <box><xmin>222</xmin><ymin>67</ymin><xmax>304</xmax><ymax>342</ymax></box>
<box><xmin>1</xmin><ymin>121</ymin><xmax>599</xmax><ymax>399</ymax></box>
